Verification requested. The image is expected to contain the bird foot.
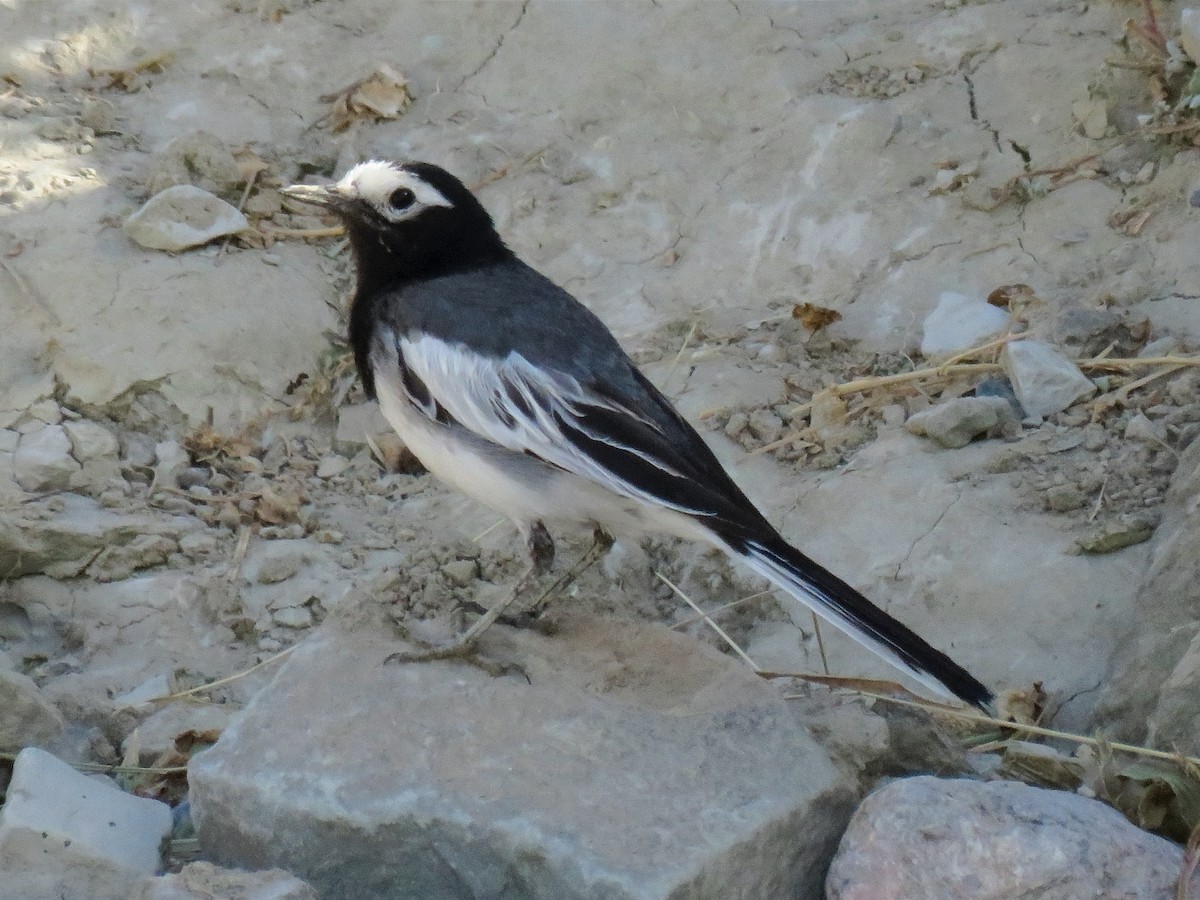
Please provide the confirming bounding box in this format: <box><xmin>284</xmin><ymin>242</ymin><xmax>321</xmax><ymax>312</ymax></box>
<box><xmin>385</xmin><ymin>635</ymin><xmax>527</xmax><ymax>680</ymax></box>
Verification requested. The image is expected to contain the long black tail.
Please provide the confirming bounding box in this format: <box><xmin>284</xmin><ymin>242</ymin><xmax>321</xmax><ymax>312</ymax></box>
<box><xmin>723</xmin><ymin>530</ymin><xmax>993</xmax><ymax>709</ymax></box>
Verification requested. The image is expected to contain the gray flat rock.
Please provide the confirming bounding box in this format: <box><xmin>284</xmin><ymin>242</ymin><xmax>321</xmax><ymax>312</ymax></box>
<box><xmin>190</xmin><ymin>613</ymin><xmax>854</xmax><ymax>899</ymax></box>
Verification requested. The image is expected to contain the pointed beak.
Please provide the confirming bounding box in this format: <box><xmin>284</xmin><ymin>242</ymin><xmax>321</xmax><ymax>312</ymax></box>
<box><xmin>280</xmin><ymin>182</ymin><xmax>341</xmax><ymax>208</ymax></box>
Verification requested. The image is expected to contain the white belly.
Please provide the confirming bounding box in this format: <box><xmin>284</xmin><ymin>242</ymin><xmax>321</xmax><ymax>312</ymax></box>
<box><xmin>374</xmin><ymin>373</ymin><xmax>712</xmax><ymax>545</ymax></box>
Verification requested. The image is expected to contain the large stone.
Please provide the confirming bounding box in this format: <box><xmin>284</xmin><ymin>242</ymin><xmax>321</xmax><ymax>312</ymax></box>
<box><xmin>0</xmin><ymin>748</ymin><xmax>173</xmax><ymax>900</ymax></box>
<box><xmin>0</xmin><ymin>494</ymin><xmax>200</xmax><ymax>578</ymax></box>
<box><xmin>13</xmin><ymin>423</ymin><xmax>80</xmax><ymax>492</ymax></box>
<box><xmin>1097</xmin><ymin>437</ymin><xmax>1200</xmax><ymax>749</ymax></box>
<box><xmin>0</xmin><ymin>668</ymin><xmax>65</xmax><ymax>751</ymax></box>
<box><xmin>190</xmin><ymin>614</ymin><xmax>855</xmax><ymax>899</ymax></box>
<box><xmin>826</xmin><ymin>776</ymin><xmax>1196</xmax><ymax>899</ymax></box>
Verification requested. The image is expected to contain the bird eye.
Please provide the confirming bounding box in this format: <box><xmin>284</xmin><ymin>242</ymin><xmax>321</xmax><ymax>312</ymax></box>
<box><xmin>389</xmin><ymin>187</ymin><xmax>416</xmax><ymax>210</ymax></box>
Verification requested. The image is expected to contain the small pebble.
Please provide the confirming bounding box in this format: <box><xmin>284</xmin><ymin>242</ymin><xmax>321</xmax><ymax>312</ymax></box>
<box><xmin>317</xmin><ymin>454</ymin><xmax>351</xmax><ymax>479</ymax></box>
<box><xmin>1124</xmin><ymin>413</ymin><xmax>1165</xmax><ymax>444</ymax></box>
<box><xmin>272</xmin><ymin>606</ymin><xmax>313</xmax><ymax>629</ymax></box>
<box><xmin>179</xmin><ymin>532</ymin><xmax>220</xmax><ymax>556</ymax></box>
<box><xmin>1046</xmin><ymin>484</ymin><xmax>1086</xmax><ymax>512</ymax></box>
<box><xmin>253</xmin><ymin>553</ymin><xmax>304</xmax><ymax>584</ymax></box>
<box><xmin>161</xmin><ymin>497</ymin><xmax>195</xmax><ymax>516</ymax></box>
<box><xmin>98</xmin><ymin>489</ymin><xmax>126</xmax><ymax>508</ymax></box>
<box><xmin>176</xmin><ymin>466</ymin><xmax>212</xmax><ymax>489</ymax></box>
<box><xmin>441</xmin><ymin>559</ymin><xmax>479</xmax><ymax>587</ymax></box>
<box><xmin>217</xmin><ymin>505</ymin><xmax>243</xmax><ymax>529</ymax></box>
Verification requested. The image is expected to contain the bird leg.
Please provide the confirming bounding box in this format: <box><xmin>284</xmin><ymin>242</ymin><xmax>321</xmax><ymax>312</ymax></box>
<box><xmin>510</xmin><ymin>527</ymin><xmax>614</xmax><ymax>624</ymax></box>
<box><xmin>385</xmin><ymin>521</ymin><xmax>555</xmax><ymax>666</ymax></box>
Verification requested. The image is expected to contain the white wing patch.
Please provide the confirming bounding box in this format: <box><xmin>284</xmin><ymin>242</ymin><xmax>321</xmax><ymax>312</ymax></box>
<box><xmin>390</xmin><ymin>331</ymin><xmax>709</xmax><ymax>516</ymax></box>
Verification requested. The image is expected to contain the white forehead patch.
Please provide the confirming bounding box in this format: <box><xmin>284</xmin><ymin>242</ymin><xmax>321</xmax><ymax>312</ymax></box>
<box><xmin>335</xmin><ymin>160</ymin><xmax>453</xmax><ymax>217</ymax></box>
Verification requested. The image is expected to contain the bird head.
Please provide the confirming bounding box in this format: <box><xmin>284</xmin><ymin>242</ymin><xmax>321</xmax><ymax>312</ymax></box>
<box><xmin>282</xmin><ymin>160</ymin><xmax>509</xmax><ymax>283</ymax></box>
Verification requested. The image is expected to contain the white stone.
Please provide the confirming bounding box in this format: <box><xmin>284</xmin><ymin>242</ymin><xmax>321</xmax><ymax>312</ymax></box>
<box><xmin>0</xmin><ymin>748</ymin><xmax>172</xmax><ymax>900</ymax></box>
<box><xmin>64</xmin><ymin>420</ymin><xmax>121</xmax><ymax>462</ymax></box>
<box><xmin>0</xmin><ymin>428</ymin><xmax>18</xmax><ymax>453</ymax></box>
<box><xmin>114</xmin><ymin>674</ymin><xmax>173</xmax><ymax>709</ymax></box>
<box><xmin>271</xmin><ymin>605</ymin><xmax>312</xmax><ymax>628</ymax></box>
<box><xmin>25</xmin><ymin>398</ymin><xmax>63</xmax><ymax>425</ymax></box>
<box><xmin>316</xmin><ymin>454</ymin><xmax>351</xmax><ymax>479</ymax></box>
<box><xmin>919</xmin><ymin>292</ymin><xmax>1009</xmax><ymax>356</ymax></box>
<box><xmin>123</xmin><ymin>185</ymin><xmax>249</xmax><ymax>252</ymax></box>
<box><xmin>1002</xmin><ymin>339</ymin><xmax>1097</xmax><ymax>418</ymax></box>
<box><xmin>1139</xmin><ymin>335</ymin><xmax>1179</xmax><ymax>358</ymax></box>
<box><xmin>1181</xmin><ymin>8</ymin><xmax>1200</xmax><ymax>66</ymax></box>
<box><xmin>13</xmin><ymin>424</ymin><xmax>81</xmax><ymax>492</ymax></box>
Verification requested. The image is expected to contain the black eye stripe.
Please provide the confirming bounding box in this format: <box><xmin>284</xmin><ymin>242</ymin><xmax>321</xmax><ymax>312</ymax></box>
<box><xmin>389</xmin><ymin>187</ymin><xmax>416</xmax><ymax>210</ymax></box>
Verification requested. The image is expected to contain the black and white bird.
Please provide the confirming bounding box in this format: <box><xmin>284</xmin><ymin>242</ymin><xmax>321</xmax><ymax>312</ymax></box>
<box><xmin>282</xmin><ymin>160</ymin><xmax>993</xmax><ymax>709</ymax></box>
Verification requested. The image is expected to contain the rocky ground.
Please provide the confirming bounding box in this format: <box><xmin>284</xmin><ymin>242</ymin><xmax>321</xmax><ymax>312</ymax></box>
<box><xmin>2</xmin><ymin>0</ymin><xmax>1200</xmax><ymax>897</ymax></box>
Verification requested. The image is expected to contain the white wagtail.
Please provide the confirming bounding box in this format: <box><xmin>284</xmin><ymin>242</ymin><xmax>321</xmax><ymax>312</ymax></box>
<box><xmin>282</xmin><ymin>161</ymin><xmax>992</xmax><ymax>709</ymax></box>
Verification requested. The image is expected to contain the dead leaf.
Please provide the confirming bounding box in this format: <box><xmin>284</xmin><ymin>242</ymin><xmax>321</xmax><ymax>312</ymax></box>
<box><xmin>92</xmin><ymin>50</ymin><xmax>175</xmax><ymax>92</ymax></box>
<box><xmin>792</xmin><ymin>302</ymin><xmax>843</xmax><ymax>333</ymax></box>
<box><xmin>782</xmin><ymin>672</ymin><xmax>936</xmax><ymax>703</ymax></box>
<box><xmin>986</xmin><ymin>283</ymin><xmax>1034</xmax><ymax>308</ymax></box>
<box><xmin>322</xmin><ymin>64</ymin><xmax>414</xmax><ymax>133</ymax></box>
<box><xmin>256</xmin><ymin>485</ymin><xmax>301</xmax><ymax>525</ymax></box>
<box><xmin>998</xmin><ymin>681</ymin><xmax>1046</xmax><ymax>726</ymax></box>
<box><xmin>809</xmin><ymin>388</ymin><xmax>848</xmax><ymax>430</ymax></box>
<box><xmin>173</xmin><ymin>727</ymin><xmax>223</xmax><ymax>755</ymax></box>
<box><xmin>996</xmin><ymin>740</ymin><xmax>1084</xmax><ymax>791</ymax></box>
<box><xmin>183</xmin><ymin>422</ymin><xmax>258</xmax><ymax>463</ymax></box>
<box><xmin>233</xmin><ymin>147</ymin><xmax>270</xmax><ymax>182</ymax></box>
